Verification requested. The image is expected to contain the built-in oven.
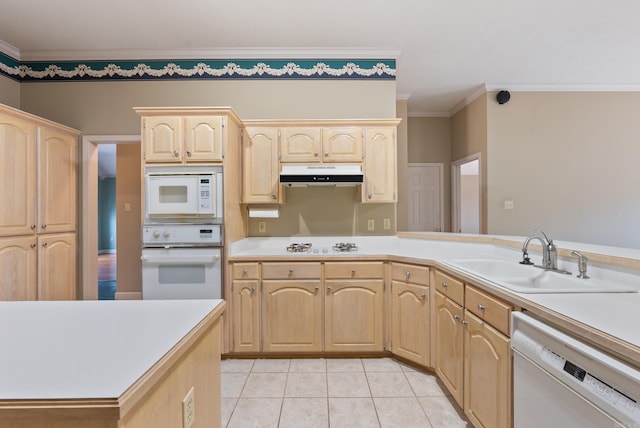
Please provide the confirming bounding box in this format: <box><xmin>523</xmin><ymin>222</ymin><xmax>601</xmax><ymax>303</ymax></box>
<box><xmin>141</xmin><ymin>224</ymin><xmax>223</xmax><ymax>300</ymax></box>
<box><xmin>144</xmin><ymin>165</ymin><xmax>223</xmax><ymax>224</ymax></box>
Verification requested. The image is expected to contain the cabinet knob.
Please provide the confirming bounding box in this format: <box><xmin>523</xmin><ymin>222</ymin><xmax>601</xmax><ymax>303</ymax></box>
<box><xmin>242</xmin><ymin>269</ymin><xmax>248</xmax><ymax>275</ymax></box>
<box><xmin>173</xmin><ymin>150</ymin><xmax>179</xmax><ymax>157</ymax></box>
<box><xmin>251</xmin><ymin>287</ymin><xmax>256</xmax><ymax>294</ymax></box>
<box><xmin>420</xmin><ymin>293</ymin><xmax>426</xmax><ymax>301</ymax></box>
<box><xmin>324</xmin><ymin>152</ymin><xmax>329</xmax><ymax>157</ymax></box>
<box><xmin>441</xmin><ymin>282</ymin><xmax>448</xmax><ymax>288</ymax></box>
<box><xmin>42</xmin><ymin>242</ymin><xmax>48</xmax><ymax>247</ymax></box>
<box><xmin>314</xmin><ymin>152</ymin><xmax>319</xmax><ymax>157</ymax></box>
<box><xmin>368</xmin><ymin>193</ymin><xmax>372</xmax><ymax>199</ymax></box>
<box><xmin>352</xmin><ymin>269</ymin><xmax>357</xmax><ymax>274</ymax></box>
<box><xmin>314</xmin><ymin>287</ymin><xmax>320</xmax><ymax>295</ymax></box>
<box><xmin>30</xmin><ymin>243</ymin><xmax>36</xmax><ymax>248</ymax></box>
<box><xmin>454</xmin><ymin>314</ymin><xmax>461</xmax><ymax>321</ymax></box>
<box><xmin>41</xmin><ymin>224</ymin><xmax>47</xmax><ymax>229</ymax></box>
<box><xmin>461</xmin><ymin>320</ymin><xmax>468</xmax><ymax>326</ymax></box>
<box><xmin>272</xmin><ymin>193</ymin><xmax>277</xmax><ymax>199</ymax></box>
<box><xmin>477</xmin><ymin>304</ymin><xmax>486</xmax><ymax>311</ymax></box>
<box><xmin>288</xmin><ymin>269</ymin><xmax>294</xmax><ymax>274</ymax></box>
<box><xmin>405</xmin><ymin>271</ymin><xmax>411</xmax><ymax>278</ymax></box>
<box><xmin>31</xmin><ymin>224</ymin><xmax>36</xmax><ymax>230</ymax></box>
<box><xmin>186</xmin><ymin>150</ymin><xmax>192</xmax><ymax>157</ymax></box>
<box><xmin>327</xmin><ymin>286</ymin><xmax>332</xmax><ymax>295</ymax></box>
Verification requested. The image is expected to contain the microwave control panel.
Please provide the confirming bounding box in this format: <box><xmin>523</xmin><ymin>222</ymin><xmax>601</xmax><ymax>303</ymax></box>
<box><xmin>199</xmin><ymin>177</ymin><xmax>214</xmax><ymax>212</ymax></box>
<box><xmin>142</xmin><ymin>224</ymin><xmax>222</xmax><ymax>246</ymax></box>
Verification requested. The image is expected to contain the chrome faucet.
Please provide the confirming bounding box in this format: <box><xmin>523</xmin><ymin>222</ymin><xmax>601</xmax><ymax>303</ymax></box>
<box><xmin>520</xmin><ymin>230</ymin><xmax>571</xmax><ymax>274</ymax></box>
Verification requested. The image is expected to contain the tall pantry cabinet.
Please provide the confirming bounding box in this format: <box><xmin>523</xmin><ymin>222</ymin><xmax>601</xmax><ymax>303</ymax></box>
<box><xmin>0</xmin><ymin>104</ymin><xmax>79</xmax><ymax>301</ymax></box>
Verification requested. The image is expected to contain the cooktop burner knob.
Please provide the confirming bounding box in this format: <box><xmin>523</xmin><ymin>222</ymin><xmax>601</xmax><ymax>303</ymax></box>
<box><xmin>152</xmin><ymin>231</ymin><xmax>160</xmax><ymax>238</ymax></box>
<box><xmin>163</xmin><ymin>230</ymin><xmax>170</xmax><ymax>238</ymax></box>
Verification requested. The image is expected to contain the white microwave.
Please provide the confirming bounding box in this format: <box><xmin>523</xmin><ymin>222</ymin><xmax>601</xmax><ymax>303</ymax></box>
<box><xmin>144</xmin><ymin>166</ymin><xmax>223</xmax><ymax>223</ymax></box>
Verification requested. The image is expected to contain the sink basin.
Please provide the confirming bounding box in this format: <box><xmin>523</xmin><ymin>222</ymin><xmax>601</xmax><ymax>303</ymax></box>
<box><xmin>451</xmin><ymin>258</ymin><xmax>637</xmax><ymax>294</ymax></box>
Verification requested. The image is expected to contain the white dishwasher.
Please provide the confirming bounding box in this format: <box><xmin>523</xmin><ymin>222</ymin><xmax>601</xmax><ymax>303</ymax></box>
<box><xmin>511</xmin><ymin>312</ymin><xmax>640</xmax><ymax>428</ymax></box>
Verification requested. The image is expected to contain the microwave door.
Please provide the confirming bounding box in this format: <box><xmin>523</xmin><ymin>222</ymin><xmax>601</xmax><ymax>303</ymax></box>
<box><xmin>147</xmin><ymin>176</ymin><xmax>200</xmax><ymax>216</ymax></box>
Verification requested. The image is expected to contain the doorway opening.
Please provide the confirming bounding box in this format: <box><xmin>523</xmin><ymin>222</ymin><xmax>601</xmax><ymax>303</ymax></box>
<box><xmin>82</xmin><ymin>135</ymin><xmax>140</xmax><ymax>300</ymax></box>
<box><xmin>452</xmin><ymin>154</ymin><xmax>481</xmax><ymax>234</ymax></box>
<box><xmin>97</xmin><ymin>144</ymin><xmax>117</xmax><ymax>299</ymax></box>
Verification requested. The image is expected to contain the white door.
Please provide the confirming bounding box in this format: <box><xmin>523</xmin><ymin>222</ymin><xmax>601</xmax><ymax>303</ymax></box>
<box><xmin>408</xmin><ymin>164</ymin><xmax>443</xmax><ymax>232</ymax></box>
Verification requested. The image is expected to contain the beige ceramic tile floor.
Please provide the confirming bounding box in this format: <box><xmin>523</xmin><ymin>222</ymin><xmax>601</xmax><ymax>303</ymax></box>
<box><xmin>221</xmin><ymin>357</ymin><xmax>468</xmax><ymax>428</ymax></box>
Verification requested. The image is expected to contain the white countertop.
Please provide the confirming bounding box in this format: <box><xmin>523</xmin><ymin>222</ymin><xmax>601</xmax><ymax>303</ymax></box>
<box><xmin>0</xmin><ymin>299</ymin><xmax>224</xmax><ymax>400</ymax></box>
<box><xmin>230</xmin><ymin>235</ymin><xmax>640</xmax><ymax>358</ymax></box>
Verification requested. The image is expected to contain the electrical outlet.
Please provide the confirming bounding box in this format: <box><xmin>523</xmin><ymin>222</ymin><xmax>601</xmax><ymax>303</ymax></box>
<box><xmin>504</xmin><ymin>200</ymin><xmax>514</xmax><ymax>210</ymax></box>
<box><xmin>367</xmin><ymin>219</ymin><xmax>375</xmax><ymax>231</ymax></box>
<box><xmin>258</xmin><ymin>221</ymin><xmax>266</xmax><ymax>233</ymax></box>
<box><xmin>383</xmin><ymin>218</ymin><xmax>391</xmax><ymax>230</ymax></box>
<box><xmin>182</xmin><ymin>387</ymin><xmax>195</xmax><ymax>428</ymax></box>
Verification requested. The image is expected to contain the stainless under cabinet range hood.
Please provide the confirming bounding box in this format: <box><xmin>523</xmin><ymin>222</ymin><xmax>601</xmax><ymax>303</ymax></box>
<box><xmin>279</xmin><ymin>165</ymin><xmax>364</xmax><ymax>187</ymax></box>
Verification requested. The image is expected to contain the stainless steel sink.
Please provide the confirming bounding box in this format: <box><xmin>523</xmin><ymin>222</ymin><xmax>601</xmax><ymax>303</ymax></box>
<box><xmin>451</xmin><ymin>258</ymin><xmax>637</xmax><ymax>294</ymax></box>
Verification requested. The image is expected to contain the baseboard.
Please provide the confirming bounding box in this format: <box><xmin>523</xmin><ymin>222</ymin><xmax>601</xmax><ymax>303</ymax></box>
<box><xmin>98</xmin><ymin>249</ymin><xmax>117</xmax><ymax>254</ymax></box>
<box><xmin>115</xmin><ymin>291</ymin><xmax>142</xmax><ymax>300</ymax></box>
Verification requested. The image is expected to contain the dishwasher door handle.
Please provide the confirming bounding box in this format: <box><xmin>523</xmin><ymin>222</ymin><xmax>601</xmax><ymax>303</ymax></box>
<box><xmin>141</xmin><ymin>254</ymin><xmax>220</xmax><ymax>264</ymax></box>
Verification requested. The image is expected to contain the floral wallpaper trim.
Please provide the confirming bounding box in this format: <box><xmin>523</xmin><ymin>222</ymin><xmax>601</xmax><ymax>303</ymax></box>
<box><xmin>0</xmin><ymin>56</ymin><xmax>395</xmax><ymax>81</ymax></box>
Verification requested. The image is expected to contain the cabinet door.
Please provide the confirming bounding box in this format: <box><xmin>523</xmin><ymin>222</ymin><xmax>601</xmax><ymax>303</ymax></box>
<box><xmin>231</xmin><ymin>280</ymin><xmax>260</xmax><ymax>352</ymax></box>
<box><xmin>0</xmin><ymin>115</ymin><xmax>36</xmax><ymax>236</ymax></box>
<box><xmin>0</xmin><ymin>236</ymin><xmax>37</xmax><ymax>300</ymax></box>
<box><xmin>325</xmin><ymin>279</ymin><xmax>384</xmax><ymax>352</ymax></box>
<box><xmin>262</xmin><ymin>280</ymin><xmax>322</xmax><ymax>352</ymax></box>
<box><xmin>323</xmin><ymin>127</ymin><xmax>363</xmax><ymax>162</ymax></box>
<box><xmin>38</xmin><ymin>126</ymin><xmax>77</xmax><ymax>233</ymax></box>
<box><xmin>391</xmin><ymin>281</ymin><xmax>429</xmax><ymax>366</ymax></box>
<box><xmin>37</xmin><ymin>233</ymin><xmax>76</xmax><ymax>300</ymax></box>
<box><xmin>142</xmin><ymin>116</ymin><xmax>183</xmax><ymax>162</ymax></box>
<box><xmin>279</xmin><ymin>127</ymin><xmax>322</xmax><ymax>163</ymax></box>
<box><xmin>464</xmin><ymin>310</ymin><xmax>512</xmax><ymax>428</ymax></box>
<box><xmin>363</xmin><ymin>128</ymin><xmax>396</xmax><ymax>203</ymax></box>
<box><xmin>184</xmin><ymin>116</ymin><xmax>223</xmax><ymax>162</ymax></box>
<box><xmin>243</xmin><ymin>127</ymin><xmax>280</xmax><ymax>203</ymax></box>
<box><xmin>434</xmin><ymin>292</ymin><xmax>464</xmax><ymax>406</ymax></box>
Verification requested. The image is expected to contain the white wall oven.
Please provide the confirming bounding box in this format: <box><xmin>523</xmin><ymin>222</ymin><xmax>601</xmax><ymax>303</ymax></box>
<box><xmin>141</xmin><ymin>224</ymin><xmax>222</xmax><ymax>300</ymax></box>
<box><xmin>144</xmin><ymin>166</ymin><xmax>223</xmax><ymax>224</ymax></box>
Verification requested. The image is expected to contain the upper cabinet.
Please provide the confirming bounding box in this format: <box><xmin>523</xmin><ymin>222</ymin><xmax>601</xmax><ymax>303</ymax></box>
<box><xmin>243</xmin><ymin>127</ymin><xmax>281</xmax><ymax>204</ymax></box>
<box><xmin>279</xmin><ymin>127</ymin><xmax>363</xmax><ymax>163</ymax></box>
<box><xmin>142</xmin><ymin>115</ymin><xmax>224</xmax><ymax>163</ymax></box>
<box><xmin>362</xmin><ymin>127</ymin><xmax>397</xmax><ymax>203</ymax></box>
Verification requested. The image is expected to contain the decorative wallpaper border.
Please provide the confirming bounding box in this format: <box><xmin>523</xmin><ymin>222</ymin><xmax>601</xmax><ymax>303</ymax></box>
<box><xmin>0</xmin><ymin>52</ymin><xmax>395</xmax><ymax>82</ymax></box>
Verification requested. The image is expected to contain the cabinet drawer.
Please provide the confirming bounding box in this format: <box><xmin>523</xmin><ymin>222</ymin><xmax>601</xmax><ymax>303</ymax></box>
<box><xmin>465</xmin><ymin>286</ymin><xmax>512</xmax><ymax>336</ymax></box>
<box><xmin>391</xmin><ymin>263</ymin><xmax>429</xmax><ymax>286</ymax></box>
<box><xmin>325</xmin><ymin>262</ymin><xmax>385</xmax><ymax>279</ymax></box>
<box><xmin>434</xmin><ymin>270</ymin><xmax>464</xmax><ymax>305</ymax></box>
<box><xmin>232</xmin><ymin>263</ymin><xmax>260</xmax><ymax>280</ymax></box>
<box><xmin>262</xmin><ymin>262</ymin><xmax>322</xmax><ymax>279</ymax></box>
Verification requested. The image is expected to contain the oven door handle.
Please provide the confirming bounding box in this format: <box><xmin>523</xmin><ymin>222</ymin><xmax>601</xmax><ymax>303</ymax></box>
<box><xmin>140</xmin><ymin>254</ymin><xmax>220</xmax><ymax>264</ymax></box>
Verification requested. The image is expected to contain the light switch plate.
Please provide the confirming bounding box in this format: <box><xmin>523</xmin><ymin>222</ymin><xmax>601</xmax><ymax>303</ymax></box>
<box><xmin>504</xmin><ymin>200</ymin><xmax>514</xmax><ymax>210</ymax></box>
<box><xmin>367</xmin><ymin>219</ymin><xmax>375</xmax><ymax>231</ymax></box>
<box><xmin>383</xmin><ymin>218</ymin><xmax>391</xmax><ymax>230</ymax></box>
<box><xmin>258</xmin><ymin>221</ymin><xmax>266</xmax><ymax>233</ymax></box>
<box><xmin>182</xmin><ymin>387</ymin><xmax>195</xmax><ymax>428</ymax></box>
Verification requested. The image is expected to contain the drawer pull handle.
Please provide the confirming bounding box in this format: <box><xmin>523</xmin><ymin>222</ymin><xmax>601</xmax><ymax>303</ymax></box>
<box><xmin>420</xmin><ymin>293</ymin><xmax>426</xmax><ymax>301</ymax></box>
<box><xmin>454</xmin><ymin>314</ymin><xmax>461</xmax><ymax>321</ymax></box>
<box><xmin>288</xmin><ymin>269</ymin><xmax>294</xmax><ymax>274</ymax></box>
<box><xmin>441</xmin><ymin>282</ymin><xmax>448</xmax><ymax>288</ymax></box>
<box><xmin>352</xmin><ymin>269</ymin><xmax>357</xmax><ymax>274</ymax></box>
<box><xmin>478</xmin><ymin>304</ymin><xmax>486</xmax><ymax>311</ymax></box>
<box><xmin>405</xmin><ymin>271</ymin><xmax>411</xmax><ymax>278</ymax></box>
<box><xmin>461</xmin><ymin>320</ymin><xmax>468</xmax><ymax>326</ymax></box>
<box><xmin>242</xmin><ymin>269</ymin><xmax>248</xmax><ymax>274</ymax></box>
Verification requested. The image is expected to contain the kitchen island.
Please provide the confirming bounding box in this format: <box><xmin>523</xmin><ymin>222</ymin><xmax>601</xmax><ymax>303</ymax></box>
<box><xmin>0</xmin><ymin>299</ymin><xmax>225</xmax><ymax>428</ymax></box>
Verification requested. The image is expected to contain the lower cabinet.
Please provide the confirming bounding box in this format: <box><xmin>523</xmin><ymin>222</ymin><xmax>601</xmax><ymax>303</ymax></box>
<box><xmin>231</xmin><ymin>279</ymin><xmax>260</xmax><ymax>353</ymax></box>
<box><xmin>325</xmin><ymin>279</ymin><xmax>384</xmax><ymax>352</ymax></box>
<box><xmin>434</xmin><ymin>291</ymin><xmax>464</xmax><ymax>406</ymax></box>
<box><xmin>1</xmin><ymin>234</ymin><xmax>75</xmax><ymax>301</ymax></box>
<box><xmin>262</xmin><ymin>280</ymin><xmax>323</xmax><ymax>352</ymax></box>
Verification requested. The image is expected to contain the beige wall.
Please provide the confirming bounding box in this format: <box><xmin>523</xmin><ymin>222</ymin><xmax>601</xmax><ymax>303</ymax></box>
<box><xmin>486</xmin><ymin>91</ymin><xmax>640</xmax><ymax>248</ymax></box>
<box><xmin>396</xmin><ymin>100</ymin><xmax>408</xmax><ymax>231</ymax></box>
<box><xmin>406</xmin><ymin>116</ymin><xmax>452</xmax><ymax>232</ymax></box>
<box><xmin>115</xmin><ymin>143</ymin><xmax>142</xmax><ymax>294</ymax></box>
<box><xmin>451</xmin><ymin>94</ymin><xmax>488</xmax><ymax>233</ymax></box>
<box><xmin>0</xmin><ymin>75</ymin><xmax>20</xmax><ymax>108</ymax></box>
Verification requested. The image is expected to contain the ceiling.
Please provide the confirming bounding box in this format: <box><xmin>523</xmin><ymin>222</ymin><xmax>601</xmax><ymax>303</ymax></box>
<box><xmin>2</xmin><ymin>0</ymin><xmax>640</xmax><ymax>115</ymax></box>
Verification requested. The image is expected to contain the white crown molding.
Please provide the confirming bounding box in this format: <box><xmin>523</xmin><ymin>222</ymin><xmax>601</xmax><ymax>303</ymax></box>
<box><xmin>449</xmin><ymin>84</ymin><xmax>488</xmax><ymax>117</ymax></box>
<box><xmin>0</xmin><ymin>39</ymin><xmax>20</xmax><ymax>60</ymax></box>
<box><xmin>18</xmin><ymin>47</ymin><xmax>402</xmax><ymax>62</ymax></box>
<box><xmin>485</xmin><ymin>83</ymin><xmax>640</xmax><ymax>92</ymax></box>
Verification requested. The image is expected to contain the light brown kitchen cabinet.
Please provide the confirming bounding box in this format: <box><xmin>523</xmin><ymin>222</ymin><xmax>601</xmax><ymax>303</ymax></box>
<box><xmin>37</xmin><ymin>233</ymin><xmax>76</xmax><ymax>301</ymax></box>
<box><xmin>464</xmin><ymin>310</ymin><xmax>511</xmax><ymax>428</ymax></box>
<box><xmin>231</xmin><ymin>262</ymin><xmax>261</xmax><ymax>353</ymax></box>
<box><xmin>261</xmin><ymin>262</ymin><xmax>323</xmax><ymax>352</ymax></box>
<box><xmin>390</xmin><ymin>263</ymin><xmax>430</xmax><ymax>366</ymax></box>
<box><xmin>279</xmin><ymin>126</ymin><xmax>363</xmax><ymax>163</ymax></box>
<box><xmin>243</xmin><ymin>127</ymin><xmax>281</xmax><ymax>203</ymax></box>
<box><xmin>0</xmin><ymin>104</ymin><xmax>79</xmax><ymax>301</ymax></box>
<box><xmin>0</xmin><ymin>236</ymin><xmax>37</xmax><ymax>301</ymax></box>
<box><xmin>434</xmin><ymin>291</ymin><xmax>464</xmax><ymax>406</ymax></box>
<box><xmin>324</xmin><ymin>262</ymin><xmax>385</xmax><ymax>352</ymax></box>
<box><xmin>362</xmin><ymin>127</ymin><xmax>396</xmax><ymax>203</ymax></box>
<box><xmin>142</xmin><ymin>115</ymin><xmax>224</xmax><ymax>163</ymax></box>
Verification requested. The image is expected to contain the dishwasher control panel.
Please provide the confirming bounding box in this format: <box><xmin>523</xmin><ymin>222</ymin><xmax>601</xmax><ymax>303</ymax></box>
<box><xmin>542</xmin><ymin>347</ymin><xmax>637</xmax><ymax>415</ymax></box>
